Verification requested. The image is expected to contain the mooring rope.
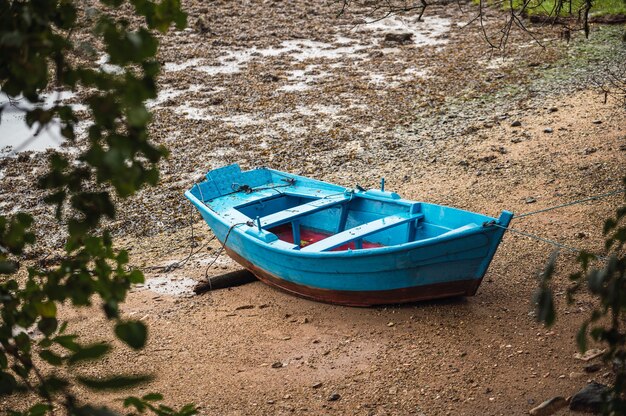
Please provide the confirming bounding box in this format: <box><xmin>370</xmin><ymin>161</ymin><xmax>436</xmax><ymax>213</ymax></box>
<box><xmin>146</xmin><ymin>206</ymin><xmax>216</xmax><ymax>272</ymax></box>
<box><xmin>487</xmin><ymin>222</ymin><xmax>607</xmax><ymax>261</ymax></box>
<box><xmin>484</xmin><ymin>187</ymin><xmax>625</xmax><ymax>261</ymax></box>
<box><xmin>513</xmin><ymin>188</ymin><xmax>625</xmax><ymax>219</ymax></box>
<box><xmin>202</xmin><ymin>222</ymin><xmax>250</xmax><ymax>288</ymax></box>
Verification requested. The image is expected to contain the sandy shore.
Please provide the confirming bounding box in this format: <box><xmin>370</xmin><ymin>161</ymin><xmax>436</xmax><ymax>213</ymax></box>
<box><xmin>1</xmin><ymin>1</ymin><xmax>625</xmax><ymax>414</ymax></box>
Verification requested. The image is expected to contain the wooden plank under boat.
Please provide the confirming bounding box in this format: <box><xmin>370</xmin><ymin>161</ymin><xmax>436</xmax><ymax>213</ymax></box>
<box><xmin>185</xmin><ymin>164</ymin><xmax>513</xmax><ymax>306</ymax></box>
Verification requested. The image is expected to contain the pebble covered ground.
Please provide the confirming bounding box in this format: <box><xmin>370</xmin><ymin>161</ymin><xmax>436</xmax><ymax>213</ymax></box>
<box><xmin>1</xmin><ymin>0</ymin><xmax>625</xmax><ymax>414</ymax></box>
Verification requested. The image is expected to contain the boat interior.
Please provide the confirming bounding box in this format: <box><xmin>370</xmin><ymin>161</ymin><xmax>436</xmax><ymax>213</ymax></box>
<box><xmin>234</xmin><ymin>192</ymin><xmax>481</xmax><ymax>252</ymax></box>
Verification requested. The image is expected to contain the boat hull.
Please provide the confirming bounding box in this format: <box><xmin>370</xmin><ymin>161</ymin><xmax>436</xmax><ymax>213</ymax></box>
<box><xmin>225</xmin><ymin>247</ymin><xmax>479</xmax><ymax>306</ymax></box>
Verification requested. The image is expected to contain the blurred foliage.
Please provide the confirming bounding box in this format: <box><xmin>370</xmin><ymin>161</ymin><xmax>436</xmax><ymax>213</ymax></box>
<box><xmin>511</xmin><ymin>0</ymin><xmax>626</xmax><ymax>17</ymax></box>
<box><xmin>536</xmin><ymin>177</ymin><xmax>626</xmax><ymax>414</ymax></box>
<box><xmin>0</xmin><ymin>0</ymin><xmax>195</xmax><ymax>414</ymax></box>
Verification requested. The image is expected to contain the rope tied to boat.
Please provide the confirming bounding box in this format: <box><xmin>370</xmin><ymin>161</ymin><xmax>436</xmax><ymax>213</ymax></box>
<box><xmin>202</xmin><ymin>222</ymin><xmax>249</xmax><ymax>287</ymax></box>
<box><xmin>145</xmin><ymin>204</ymin><xmax>217</xmax><ymax>273</ymax></box>
<box><xmin>483</xmin><ymin>221</ymin><xmax>608</xmax><ymax>261</ymax></box>
<box><xmin>484</xmin><ymin>187</ymin><xmax>625</xmax><ymax>261</ymax></box>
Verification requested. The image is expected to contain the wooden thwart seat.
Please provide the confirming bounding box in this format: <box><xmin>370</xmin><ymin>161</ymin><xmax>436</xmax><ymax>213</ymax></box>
<box><xmin>300</xmin><ymin>213</ymin><xmax>424</xmax><ymax>252</ymax></box>
<box><xmin>260</xmin><ymin>196</ymin><xmax>349</xmax><ymax>229</ymax></box>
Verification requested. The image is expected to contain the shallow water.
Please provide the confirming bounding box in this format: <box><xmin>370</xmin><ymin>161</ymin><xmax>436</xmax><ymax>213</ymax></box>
<box><xmin>0</xmin><ymin>92</ymin><xmax>77</xmax><ymax>155</ymax></box>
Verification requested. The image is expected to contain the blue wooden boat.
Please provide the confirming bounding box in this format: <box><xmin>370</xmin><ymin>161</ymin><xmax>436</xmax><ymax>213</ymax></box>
<box><xmin>185</xmin><ymin>164</ymin><xmax>513</xmax><ymax>306</ymax></box>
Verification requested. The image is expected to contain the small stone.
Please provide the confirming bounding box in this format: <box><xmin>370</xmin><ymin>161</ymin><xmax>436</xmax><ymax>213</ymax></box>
<box><xmin>302</xmin><ymin>317</ymin><xmax>309</xmax><ymax>324</ymax></box>
<box><xmin>511</xmin><ymin>137</ymin><xmax>523</xmax><ymax>143</ymax></box>
<box><xmin>569</xmin><ymin>372</ymin><xmax>584</xmax><ymax>379</ymax></box>
<box><xmin>574</xmin><ymin>348</ymin><xmax>604</xmax><ymax>361</ymax></box>
<box><xmin>511</xmin><ymin>120</ymin><xmax>522</xmax><ymax>127</ymax></box>
<box><xmin>387</xmin><ymin>322</ymin><xmax>395</xmax><ymax>327</ymax></box>
<box><xmin>312</xmin><ymin>382</ymin><xmax>323</xmax><ymax>389</ymax></box>
<box><xmin>575</xmin><ymin>232</ymin><xmax>587</xmax><ymax>239</ymax></box>
<box><xmin>328</xmin><ymin>393</ymin><xmax>341</xmax><ymax>402</ymax></box>
<box><xmin>271</xmin><ymin>361</ymin><xmax>284</xmax><ymax>369</ymax></box>
<box><xmin>525</xmin><ymin>197</ymin><xmax>537</xmax><ymax>204</ymax></box>
<box><xmin>267</xmin><ymin>400</ymin><xmax>275</xmax><ymax>404</ymax></box>
<box><xmin>584</xmin><ymin>147</ymin><xmax>597</xmax><ymax>155</ymax></box>
<box><xmin>235</xmin><ymin>304</ymin><xmax>254</xmax><ymax>310</ymax></box>
<box><xmin>529</xmin><ymin>396</ymin><xmax>567</xmax><ymax>416</ymax></box>
<box><xmin>543</xmin><ymin>127</ymin><xmax>553</xmax><ymax>133</ymax></box>
<box><xmin>569</xmin><ymin>382</ymin><xmax>610</xmax><ymax>412</ymax></box>
<box><xmin>612</xmin><ymin>357</ymin><xmax>625</xmax><ymax>373</ymax></box>
<box><xmin>584</xmin><ymin>363</ymin><xmax>602</xmax><ymax>373</ymax></box>
<box><xmin>491</xmin><ymin>145</ymin><xmax>507</xmax><ymax>154</ymax></box>
<box><xmin>619</xmin><ymin>144</ymin><xmax>626</xmax><ymax>151</ymax></box>
<box><xmin>384</xmin><ymin>32</ymin><xmax>413</xmax><ymax>44</ymax></box>
<box><xmin>592</xmin><ymin>119</ymin><xmax>602</xmax><ymax>124</ymax></box>
<box><xmin>260</xmin><ymin>73</ymin><xmax>280</xmax><ymax>83</ymax></box>
<box><xmin>548</xmin><ymin>107</ymin><xmax>558</xmax><ymax>113</ymax></box>
<box><xmin>389</xmin><ymin>386</ymin><xmax>398</xmax><ymax>395</ymax></box>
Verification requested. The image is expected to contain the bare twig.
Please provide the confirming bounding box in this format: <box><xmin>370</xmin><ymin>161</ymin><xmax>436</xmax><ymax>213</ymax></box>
<box><xmin>334</xmin><ymin>0</ymin><xmax>602</xmax><ymax>52</ymax></box>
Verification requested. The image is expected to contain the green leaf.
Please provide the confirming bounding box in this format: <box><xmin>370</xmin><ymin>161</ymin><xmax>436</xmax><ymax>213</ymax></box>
<box><xmin>123</xmin><ymin>396</ymin><xmax>146</xmax><ymax>411</ymax></box>
<box><xmin>178</xmin><ymin>404</ymin><xmax>198</xmax><ymax>416</ymax></box>
<box><xmin>534</xmin><ymin>287</ymin><xmax>556</xmax><ymax>327</ymax></box>
<box><xmin>43</xmin><ymin>376</ymin><xmax>70</xmax><ymax>392</ymax></box>
<box><xmin>68</xmin><ymin>343</ymin><xmax>111</xmax><ymax>364</ymax></box>
<box><xmin>576</xmin><ymin>322</ymin><xmax>588</xmax><ymax>352</ymax></box>
<box><xmin>142</xmin><ymin>393</ymin><xmax>163</xmax><ymax>401</ymax></box>
<box><xmin>0</xmin><ymin>371</ymin><xmax>17</xmax><ymax>395</ymax></box>
<box><xmin>604</xmin><ymin>218</ymin><xmax>617</xmax><ymax>234</ymax></box>
<box><xmin>115</xmin><ymin>321</ymin><xmax>147</xmax><ymax>350</ymax></box>
<box><xmin>14</xmin><ymin>332</ymin><xmax>31</xmax><ymax>353</ymax></box>
<box><xmin>70</xmin><ymin>405</ymin><xmax>118</xmax><ymax>416</ymax></box>
<box><xmin>34</xmin><ymin>301</ymin><xmax>57</xmax><ymax>318</ymax></box>
<box><xmin>53</xmin><ymin>335</ymin><xmax>80</xmax><ymax>352</ymax></box>
<box><xmin>0</xmin><ymin>260</ymin><xmax>19</xmax><ymax>274</ymax></box>
<box><xmin>39</xmin><ymin>350</ymin><xmax>64</xmax><ymax>366</ymax></box>
<box><xmin>590</xmin><ymin>326</ymin><xmax>605</xmax><ymax>341</ymax></box>
<box><xmin>129</xmin><ymin>269</ymin><xmax>144</xmax><ymax>284</ymax></box>
<box><xmin>540</xmin><ymin>251</ymin><xmax>558</xmax><ymax>282</ymax></box>
<box><xmin>27</xmin><ymin>403</ymin><xmax>52</xmax><ymax>416</ymax></box>
<box><xmin>38</xmin><ymin>317</ymin><xmax>58</xmax><ymax>336</ymax></box>
<box><xmin>77</xmin><ymin>375</ymin><xmax>152</xmax><ymax>391</ymax></box>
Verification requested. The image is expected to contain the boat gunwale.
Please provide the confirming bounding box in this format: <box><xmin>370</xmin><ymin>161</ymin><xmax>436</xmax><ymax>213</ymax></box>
<box><xmin>185</xmin><ymin>189</ymin><xmax>512</xmax><ymax>259</ymax></box>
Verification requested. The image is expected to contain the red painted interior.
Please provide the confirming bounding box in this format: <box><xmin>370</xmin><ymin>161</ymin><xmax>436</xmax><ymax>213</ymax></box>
<box><xmin>269</xmin><ymin>224</ymin><xmax>384</xmax><ymax>251</ymax></box>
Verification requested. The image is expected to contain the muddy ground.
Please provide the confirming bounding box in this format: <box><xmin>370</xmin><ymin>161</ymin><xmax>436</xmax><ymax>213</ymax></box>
<box><xmin>1</xmin><ymin>0</ymin><xmax>625</xmax><ymax>415</ymax></box>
